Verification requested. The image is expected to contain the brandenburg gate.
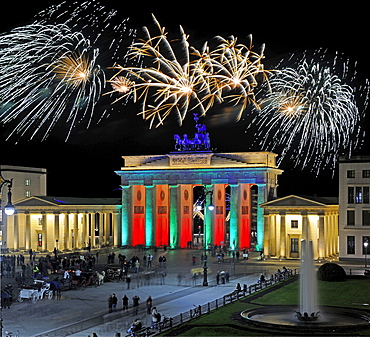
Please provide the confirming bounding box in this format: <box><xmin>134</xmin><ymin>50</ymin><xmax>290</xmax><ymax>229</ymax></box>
<box><xmin>115</xmin><ymin>116</ymin><xmax>283</xmax><ymax>251</ymax></box>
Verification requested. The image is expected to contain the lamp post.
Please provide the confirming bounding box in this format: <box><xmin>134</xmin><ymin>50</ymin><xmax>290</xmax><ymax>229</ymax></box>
<box><xmin>0</xmin><ymin>170</ymin><xmax>15</xmax><ymax>218</ymax></box>
<box><xmin>364</xmin><ymin>239</ymin><xmax>368</xmax><ymax>269</ymax></box>
<box><xmin>196</xmin><ymin>187</ymin><xmax>214</xmax><ymax>286</ymax></box>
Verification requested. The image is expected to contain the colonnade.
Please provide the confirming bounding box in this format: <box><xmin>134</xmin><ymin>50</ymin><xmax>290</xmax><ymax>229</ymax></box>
<box><xmin>120</xmin><ymin>183</ymin><xmax>258</xmax><ymax>250</ymax></box>
<box><xmin>6</xmin><ymin>199</ymin><xmax>121</xmax><ymax>252</ymax></box>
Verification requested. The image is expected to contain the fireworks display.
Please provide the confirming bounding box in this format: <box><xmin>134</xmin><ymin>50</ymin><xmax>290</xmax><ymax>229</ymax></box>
<box><xmin>0</xmin><ymin>1</ymin><xmax>135</xmax><ymax>141</ymax></box>
<box><xmin>249</xmin><ymin>49</ymin><xmax>369</xmax><ymax>173</ymax></box>
<box><xmin>0</xmin><ymin>4</ymin><xmax>368</xmax><ymax>174</ymax></box>
<box><xmin>110</xmin><ymin>15</ymin><xmax>269</xmax><ymax>128</ymax></box>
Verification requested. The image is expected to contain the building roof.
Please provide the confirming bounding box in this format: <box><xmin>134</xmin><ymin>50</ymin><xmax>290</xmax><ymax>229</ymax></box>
<box><xmin>339</xmin><ymin>155</ymin><xmax>370</xmax><ymax>163</ymax></box>
<box><xmin>261</xmin><ymin>195</ymin><xmax>338</xmax><ymax>208</ymax></box>
<box><xmin>15</xmin><ymin>196</ymin><xmax>121</xmax><ymax>207</ymax></box>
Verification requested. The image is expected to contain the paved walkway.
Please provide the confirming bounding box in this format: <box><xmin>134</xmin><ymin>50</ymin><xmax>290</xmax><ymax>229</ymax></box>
<box><xmin>1</xmin><ymin>248</ymin><xmax>271</xmax><ymax>337</ymax></box>
<box><xmin>2</xmin><ymin>247</ymin><xmax>362</xmax><ymax>337</ymax></box>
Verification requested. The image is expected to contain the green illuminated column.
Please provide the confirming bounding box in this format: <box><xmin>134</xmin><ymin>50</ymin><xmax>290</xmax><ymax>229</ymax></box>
<box><xmin>229</xmin><ymin>184</ymin><xmax>239</xmax><ymax>250</ymax></box>
<box><xmin>145</xmin><ymin>186</ymin><xmax>154</xmax><ymax>246</ymax></box>
<box><xmin>205</xmin><ymin>184</ymin><xmax>213</xmax><ymax>247</ymax></box>
<box><xmin>121</xmin><ymin>186</ymin><xmax>131</xmax><ymax>246</ymax></box>
<box><xmin>256</xmin><ymin>184</ymin><xmax>266</xmax><ymax>251</ymax></box>
<box><xmin>169</xmin><ymin>185</ymin><xmax>179</xmax><ymax>249</ymax></box>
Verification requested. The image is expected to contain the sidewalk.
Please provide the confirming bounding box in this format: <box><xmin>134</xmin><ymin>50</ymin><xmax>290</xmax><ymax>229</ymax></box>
<box><xmin>1</xmin><ymin>249</ymin><xmax>264</xmax><ymax>337</ymax></box>
<box><xmin>66</xmin><ymin>272</ymin><xmax>261</xmax><ymax>337</ymax></box>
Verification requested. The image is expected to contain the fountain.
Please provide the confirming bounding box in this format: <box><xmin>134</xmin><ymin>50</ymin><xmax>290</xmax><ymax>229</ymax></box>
<box><xmin>240</xmin><ymin>239</ymin><xmax>370</xmax><ymax>333</ymax></box>
<box><xmin>296</xmin><ymin>240</ymin><xmax>320</xmax><ymax>321</ymax></box>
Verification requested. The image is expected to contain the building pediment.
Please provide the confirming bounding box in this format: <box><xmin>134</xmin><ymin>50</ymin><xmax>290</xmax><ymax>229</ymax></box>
<box><xmin>261</xmin><ymin>195</ymin><xmax>330</xmax><ymax>208</ymax></box>
<box><xmin>14</xmin><ymin>196</ymin><xmax>58</xmax><ymax>207</ymax></box>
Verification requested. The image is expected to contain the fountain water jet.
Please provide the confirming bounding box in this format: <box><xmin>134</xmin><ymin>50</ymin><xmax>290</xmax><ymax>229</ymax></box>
<box><xmin>296</xmin><ymin>239</ymin><xmax>320</xmax><ymax>321</ymax></box>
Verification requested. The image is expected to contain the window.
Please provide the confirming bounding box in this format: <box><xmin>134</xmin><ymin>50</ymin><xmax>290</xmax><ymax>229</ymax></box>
<box><xmin>364</xmin><ymin>187</ymin><xmax>369</xmax><ymax>204</ymax></box>
<box><xmin>38</xmin><ymin>233</ymin><xmax>42</xmax><ymax>247</ymax></box>
<box><xmin>291</xmin><ymin>238</ymin><xmax>299</xmax><ymax>253</ymax></box>
<box><xmin>347</xmin><ymin>210</ymin><xmax>355</xmax><ymax>226</ymax></box>
<box><xmin>25</xmin><ymin>179</ymin><xmax>31</xmax><ymax>186</ymax></box>
<box><xmin>347</xmin><ymin>170</ymin><xmax>355</xmax><ymax>178</ymax></box>
<box><xmin>356</xmin><ymin>187</ymin><xmax>363</xmax><ymax>203</ymax></box>
<box><xmin>347</xmin><ymin>236</ymin><xmax>355</xmax><ymax>254</ymax></box>
<box><xmin>348</xmin><ymin>187</ymin><xmax>354</xmax><ymax>204</ymax></box>
<box><xmin>362</xmin><ymin>210</ymin><xmax>370</xmax><ymax>226</ymax></box>
<box><xmin>291</xmin><ymin>220</ymin><xmax>298</xmax><ymax>228</ymax></box>
<box><xmin>363</xmin><ymin>170</ymin><xmax>370</xmax><ymax>178</ymax></box>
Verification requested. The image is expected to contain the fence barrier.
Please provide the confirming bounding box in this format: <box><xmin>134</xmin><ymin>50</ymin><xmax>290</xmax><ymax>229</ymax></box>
<box><xmin>155</xmin><ymin>269</ymin><xmax>297</xmax><ymax>335</ymax></box>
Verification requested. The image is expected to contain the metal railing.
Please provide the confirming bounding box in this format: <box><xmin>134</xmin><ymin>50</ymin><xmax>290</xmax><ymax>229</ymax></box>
<box><xmin>156</xmin><ymin>269</ymin><xmax>297</xmax><ymax>334</ymax></box>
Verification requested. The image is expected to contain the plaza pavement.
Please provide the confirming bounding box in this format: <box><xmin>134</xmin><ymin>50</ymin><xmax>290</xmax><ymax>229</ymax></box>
<box><xmin>1</xmin><ymin>247</ymin><xmax>365</xmax><ymax>337</ymax></box>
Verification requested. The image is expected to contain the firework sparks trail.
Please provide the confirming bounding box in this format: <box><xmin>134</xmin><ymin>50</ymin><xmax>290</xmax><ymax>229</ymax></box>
<box><xmin>111</xmin><ymin>15</ymin><xmax>211</xmax><ymax>128</ymax></box>
<box><xmin>110</xmin><ymin>15</ymin><xmax>269</xmax><ymax>128</ymax></box>
<box><xmin>250</xmin><ymin>50</ymin><xmax>369</xmax><ymax>173</ymax></box>
<box><xmin>0</xmin><ymin>24</ymin><xmax>103</xmax><ymax>140</ymax></box>
<box><xmin>203</xmin><ymin>35</ymin><xmax>270</xmax><ymax>120</ymax></box>
<box><xmin>0</xmin><ymin>1</ymin><xmax>136</xmax><ymax>141</ymax></box>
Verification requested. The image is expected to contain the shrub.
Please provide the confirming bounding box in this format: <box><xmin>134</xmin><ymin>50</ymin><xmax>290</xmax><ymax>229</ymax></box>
<box><xmin>317</xmin><ymin>263</ymin><xmax>346</xmax><ymax>281</ymax></box>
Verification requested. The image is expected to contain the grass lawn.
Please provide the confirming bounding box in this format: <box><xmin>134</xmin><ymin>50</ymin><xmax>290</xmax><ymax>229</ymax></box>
<box><xmin>159</xmin><ymin>276</ymin><xmax>370</xmax><ymax>336</ymax></box>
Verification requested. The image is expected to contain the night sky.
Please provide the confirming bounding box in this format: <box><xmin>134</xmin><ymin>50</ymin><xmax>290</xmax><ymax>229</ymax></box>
<box><xmin>1</xmin><ymin>1</ymin><xmax>368</xmax><ymax>199</ymax></box>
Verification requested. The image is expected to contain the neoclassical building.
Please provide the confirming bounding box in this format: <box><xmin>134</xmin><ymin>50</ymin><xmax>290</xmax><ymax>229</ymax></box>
<box><xmin>7</xmin><ymin>196</ymin><xmax>121</xmax><ymax>252</ymax></box>
<box><xmin>261</xmin><ymin>195</ymin><xmax>339</xmax><ymax>259</ymax></box>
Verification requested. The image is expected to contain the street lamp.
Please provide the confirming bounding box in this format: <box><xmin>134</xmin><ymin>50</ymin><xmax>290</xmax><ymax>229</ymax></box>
<box><xmin>0</xmin><ymin>171</ymin><xmax>15</xmax><ymax>218</ymax></box>
<box><xmin>196</xmin><ymin>187</ymin><xmax>214</xmax><ymax>286</ymax></box>
<box><xmin>364</xmin><ymin>239</ymin><xmax>368</xmax><ymax>269</ymax></box>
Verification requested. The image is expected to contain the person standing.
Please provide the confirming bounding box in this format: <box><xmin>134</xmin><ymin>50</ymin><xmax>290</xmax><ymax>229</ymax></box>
<box><xmin>132</xmin><ymin>295</ymin><xmax>140</xmax><ymax>315</ymax></box>
<box><xmin>112</xmin><ymin>293</ymin><xmax>118</xmax><ymax>312</ymax></box>
<box><xmin>135</xmin><ymin>260</ymin><xmax>140</xmax><ymax>273</ymax></box>
<box><xmin>147</xmin><ymin>254</ymin><xmax>153</xmax><ymax>267</ymax></box>
<box><xmin>146</xmin><ymin>295</ymin><xmax>153</xmax><ymax>314</ymax></box>
<box><xmin>122</xmin><ymin>294</ymin><xmax>129</xmax><ymax>312</ymax></box>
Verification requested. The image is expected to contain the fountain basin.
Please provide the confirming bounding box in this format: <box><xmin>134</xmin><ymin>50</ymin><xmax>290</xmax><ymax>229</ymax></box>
<box><xmin>241</xmin><ymin>305</ymin><xmax>370</xmax><ymax>333</ymax></box>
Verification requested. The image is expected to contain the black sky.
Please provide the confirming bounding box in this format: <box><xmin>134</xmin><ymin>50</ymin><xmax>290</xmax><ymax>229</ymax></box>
<box><xmin>1</xmin><ymin>1</ymin><xmax>368</xmax><ymax>199</ymax></box>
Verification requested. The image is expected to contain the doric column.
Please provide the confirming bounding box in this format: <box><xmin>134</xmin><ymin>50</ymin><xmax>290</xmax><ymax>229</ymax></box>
<box><xmin>318</xmin><ymin>213</ymin><xmax>325</xmax><ymax>259</ymax></box>
<box><xmin>41</xmin><ymin>213</ymin><xmax>47</xmax><ymax>251</ymax></box>
<box><xmin>90</xmin><ymin>213</ymin><xmax>96</xmax><ymax>248</ymax></box>
<box><xmin>13</xmin><ymin>213</ymin><xmax>19</xmax><ymax>251</ymax></box>
<box><xmin>121</xmin><ymin>186</ymin><xmax>131</xmax><ymax>246</ymax></box>
<box><xmin>263</xmin><ymin>212</ymin><xmax>270</xmax><ymax>258</ymax></box>
<box><xmin>82</xmin><ymin>213</ymin><xmax>88</xmax><ymax>248</ymax></box>
<box><xmin>302</xmin><ymin>211</ymin><xmax>309</xmax><ymax>242</ymax></box>
<box><xmin>73</xmin><ymin>213</ymin><xmax>80</xmax><ymax>248</ymax></box>
<box><xmin>205</xmin><ymin>184</ymin><xmax>213</xmax><ymax>248</ymax></box>
<box><xmin>145</xmin><ymin>186</ymin><xmax>154</xmax><ymax>246</ymax></box>
<box><xmin>169</xmin><ymin>185</ymin><xmax>179</xmax><ymax>249</ymax></box>
<box><xmin>229</xmin><ymin>184</ymin><xmax>239</xmax><ymax>250</ymax></box>
<box><xmin>279</xmin><ymin>211</ymin><xmax>286</xmax><ymax>259</ymax></box>
<box><xmin>25</xmin><ymin>212</ymin><xmax>31</xmax><ymax>250</ymax></box>
<box><xmin>54</xmin><ymin>213</ymin><xmax>60</xmax><ymax>251</ymax></box>
<box><xmin>256</xmin><ymin>184</ymin><xmax>267</xmax><ymax>251</ymax></box>
<box><xmin>270</xmin><ymin>214</ymin><xmax>277</xmax><ymax>256</ymax></box>
<box><xmin>64</xmin><ymin>213</ymin><xmax>70</xmax><ymax>250</ymax></box>
<box><xmin>113</xmin><ymin>212</ymin><xmax>120</xmax><ymax>247</ymax></box>
<box><xmin>98</xmin><ymin>212</ymin><xmax>103</xmax><ymax>247</ymax></box>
